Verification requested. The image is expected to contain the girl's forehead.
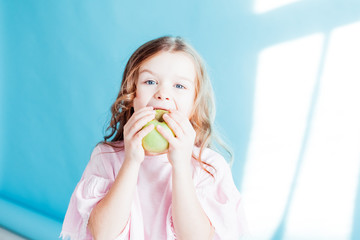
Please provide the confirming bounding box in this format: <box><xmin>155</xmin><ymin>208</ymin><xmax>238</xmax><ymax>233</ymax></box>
<box><xmin>139</xmin><ymin>51</ymin><xmax>197</xmax><ymax>79</ymax></box>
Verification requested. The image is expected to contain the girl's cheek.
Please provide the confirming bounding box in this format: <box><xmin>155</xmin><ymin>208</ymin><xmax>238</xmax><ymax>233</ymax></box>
<box><xmin>133</xmin><ymin>96</ymin><xmax>144</xmax><ymax>111</ymax></box>
<box><xmin>136</xmin><ymin>94</ymin><xmax>148</xmax><ymax>103</ymax></box>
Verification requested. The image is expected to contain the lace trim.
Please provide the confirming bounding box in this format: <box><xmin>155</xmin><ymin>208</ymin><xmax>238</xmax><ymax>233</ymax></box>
<box><xmin>59</xmin><ymin>232</ymin><xmax>72</xmax><ymax>240</ymax></box>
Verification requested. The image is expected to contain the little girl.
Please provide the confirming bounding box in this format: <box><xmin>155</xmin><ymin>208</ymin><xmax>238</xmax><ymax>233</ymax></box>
<box><xmin>61</xmin><ymin>36</ymin><xmax>246</xmax><ymax>240</ymax></box>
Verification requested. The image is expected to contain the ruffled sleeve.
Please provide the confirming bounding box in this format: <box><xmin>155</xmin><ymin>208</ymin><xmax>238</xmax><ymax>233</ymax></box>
<box><xmin>194</xmin><ymin>151</ymin><xmax>247</xmax><ymax>240</ymax></box>
<box><xmin>60</xmin><ymin>144</ymin><xmax>130</xmax><ymax>240</ymax></box>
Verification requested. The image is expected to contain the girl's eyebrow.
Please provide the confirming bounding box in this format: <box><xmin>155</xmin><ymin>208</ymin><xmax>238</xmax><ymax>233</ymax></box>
<box><xmin>175</xmin><ymin>75</ymin><xmax>194</xmax><ymax>84</ymax></box>
<box><xmin>139</xmin><ymin>69</ymin><xmax>194</xmax><ymax>84</ymax></box>
<box><xmin>139</xmin><ymin>69</ymin><xmax>155</xmax><ymax>75</ymax></box>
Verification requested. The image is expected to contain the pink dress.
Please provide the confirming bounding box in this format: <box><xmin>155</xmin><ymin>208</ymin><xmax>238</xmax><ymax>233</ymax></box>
<box><xmin>60</xmin><ymin>142</ymin><xmax>246</xmax><ymax>239</ymax></box>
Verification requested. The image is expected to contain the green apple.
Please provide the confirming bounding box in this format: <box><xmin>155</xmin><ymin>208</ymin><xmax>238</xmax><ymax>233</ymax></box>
<box><xmin>142</xmin><ymin>109</ymin><xmax>174</xmax><ymax>154</ymax></box>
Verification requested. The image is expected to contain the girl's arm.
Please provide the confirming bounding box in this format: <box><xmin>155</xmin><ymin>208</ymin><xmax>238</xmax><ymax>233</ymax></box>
<box><xmin>172</xmin><ymin>164</ymin><xmax>214</xmax><ymax>240</ymax></box>
<box><xmin>158</xmin><ymin>111</ymin><xmax>214</xmax><ymax>240</ymax></box>
<box><xmin>88</xmin><ymin>107</ymin><xmax>155</xmax><ymax>240</ymax></box>
<box><xmin>88</xmin><ymin>159</ymin><xmax>141</xmax><ymax>240</ymax></box>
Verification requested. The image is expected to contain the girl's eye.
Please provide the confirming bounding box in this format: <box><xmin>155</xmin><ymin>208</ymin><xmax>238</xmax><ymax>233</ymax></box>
<box><xmin>175</xmin><ymin>84</ymin><xmax>185</xmax><ymax>89</ymax></box>
<box><xmin>145</xmin><ymin>80</ymin><xmax>156</xmax><ymax>85</ymax></box>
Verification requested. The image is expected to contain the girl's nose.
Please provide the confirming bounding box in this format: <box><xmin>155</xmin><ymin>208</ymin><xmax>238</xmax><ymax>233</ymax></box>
<box><xmin>155</xmin><ymin>89</ymin><xmax>170</xmax><ymax>101</ymax></box>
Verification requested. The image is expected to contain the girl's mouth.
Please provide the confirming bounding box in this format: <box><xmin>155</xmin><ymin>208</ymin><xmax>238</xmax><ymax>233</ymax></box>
<box><xmin>153</xmin><ymin>107</ymin><xmax>169</xmax><ymax>111</ymax></box>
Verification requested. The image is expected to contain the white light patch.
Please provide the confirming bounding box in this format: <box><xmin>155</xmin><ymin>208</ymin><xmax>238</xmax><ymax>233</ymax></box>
<box><xmin>254</xmin><ymin>0</ymin><xmax>301</xmax><ymax>14</ymax></box>
<box><xmin>241</xmin><ymin>34</ymin><xmax>324</xmax><ymax>239</ymax></box>
<box><xmin>284</xmin><ymin>21</ymin><xmax>360</xmax><ymax>240</ymax></box>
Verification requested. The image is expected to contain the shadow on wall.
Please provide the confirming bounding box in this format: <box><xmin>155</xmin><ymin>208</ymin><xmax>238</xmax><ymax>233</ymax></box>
<box><xmin>240</xmin><ymin>0</ymin><xmax>360</xmax><ymax>239</ymax></box>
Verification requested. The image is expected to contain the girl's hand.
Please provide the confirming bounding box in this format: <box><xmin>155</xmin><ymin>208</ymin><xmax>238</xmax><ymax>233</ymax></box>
<box><xmin>156</xmin><ymin>109</ymin><xmax>196</xmax><ymax>169</ymax></box>
<box><xmin>123</xmin><ymin>106</ymin><xmax>155</xmax><ymax>165</ymax></box>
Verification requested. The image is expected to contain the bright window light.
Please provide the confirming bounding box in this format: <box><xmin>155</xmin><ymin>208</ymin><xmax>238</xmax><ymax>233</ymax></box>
<box><xmin>284</xmin><ymin>21</ymin><xmax>360</xmax><ymax>240</ymax></box>
<box><xmin>254</xmin><ymin>0</ymin><xmax>301</xmax><ymax>14</ymax></box>
<box><xmin>241</xmin><ymin>34</ymin><xmax>324</xmax><ymax>239</ymax></box>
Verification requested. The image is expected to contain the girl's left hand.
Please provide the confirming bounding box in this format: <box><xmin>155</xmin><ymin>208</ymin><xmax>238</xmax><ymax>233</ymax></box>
<box><xmin>156</xmin><ymin>110</ymin><xmax>196</xmax><ymax>169</ymax></box>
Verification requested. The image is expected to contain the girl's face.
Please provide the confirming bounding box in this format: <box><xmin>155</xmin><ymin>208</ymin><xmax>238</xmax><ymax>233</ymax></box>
<box><xmin>133</xmin><ymin>51</ymin><xmax>196</xmax><ymax>118</ymax></box>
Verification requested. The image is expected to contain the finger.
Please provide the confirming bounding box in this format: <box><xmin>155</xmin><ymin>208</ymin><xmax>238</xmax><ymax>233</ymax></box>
<box><xmin>170</xmin><ymin>110</ymin><xmax>195</xmax><ymax>134</ymax></box>
<box><xmin>126</xmin><ymin>107</ymin><xmax>155</xmax><ymax>130</ymax></box>
<box><xmin>162</xmin><ymin>113</ymin><xmax>184</xmax><ymax>138</ymax></box>
<box><xmin>138</xmin><ymin>106</ymin><xmax>154</xmax><ymax>112</ymax></box>
<box><xmin>133</xmin><ymin>106</ymin><xmax>154</xmax><ymax>117</ymax></box>
<box><xmin>134</xmin><ymin>123</ymin><xmax>155</xmax><ymax>142</ymax></box>
<box><xmin>131</xmin><ymin>106</ymin><xmax>154</xmax><ymax>117</ymax></box>
<box><xmin>156</xmin><ymin>124</ymin><xmax>176</xmax><ymax>145</ymax></box>
<box><xmin>167</xmin><ymin>110</ymin><xmax>194</xmax><ymax>134</ymax></box>
<box><xmin>125</xmin><ymin>110</ymin><xmax>155</xmax><ymax>134</ymax></box>
<box><xmin>127</xmin><ymin>112</ymin><xmax>156</xmax><ymax>137</ymax></box>
<box><xmin>167</xmin><ymin>110</ymin><xmax>187</xmax><ymax>126</ymax></box>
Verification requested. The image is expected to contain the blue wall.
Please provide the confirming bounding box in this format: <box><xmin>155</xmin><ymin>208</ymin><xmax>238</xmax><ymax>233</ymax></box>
<box><xmin>1</xmin><ymin>0</ymin><xmax>359</xmax><ymax>239</ymax></box>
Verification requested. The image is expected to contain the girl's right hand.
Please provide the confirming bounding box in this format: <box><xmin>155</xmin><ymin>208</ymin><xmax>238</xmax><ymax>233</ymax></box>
<box><xmin>123</xmin><ymin>106</ymin><xmax>155</xmax><ymax>165</ymax></box>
